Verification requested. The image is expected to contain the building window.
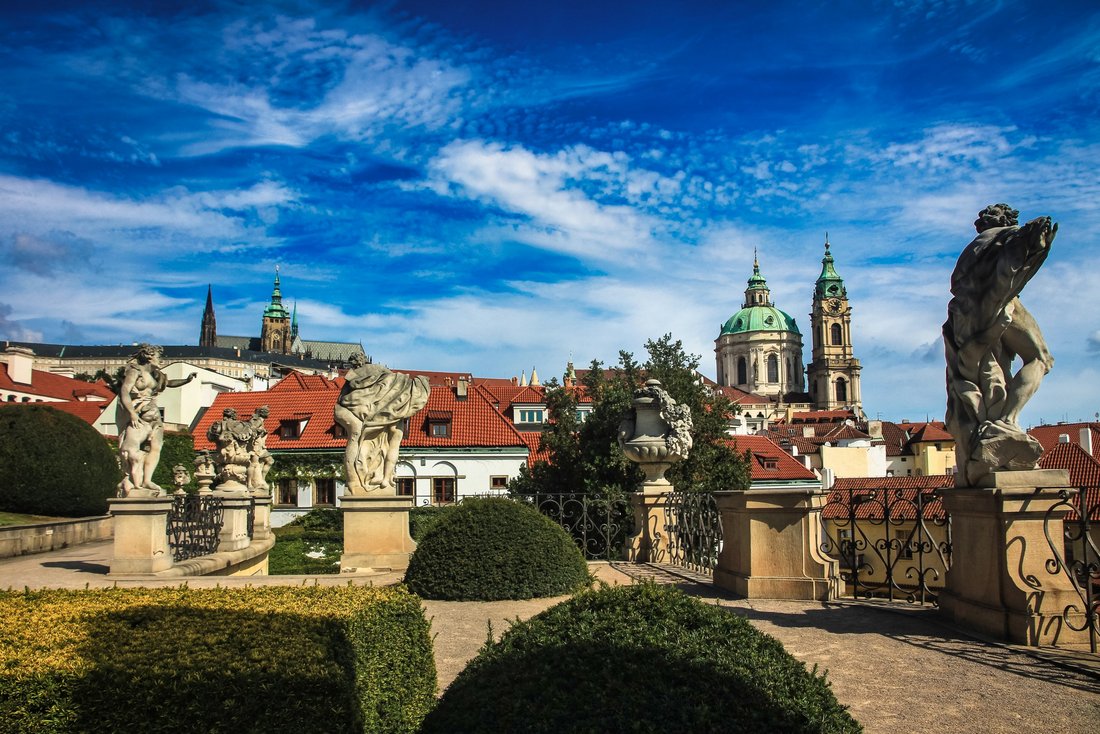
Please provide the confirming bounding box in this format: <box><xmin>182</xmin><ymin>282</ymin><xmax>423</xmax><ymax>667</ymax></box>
<box><xmin>280</xmin><ymin>420</ymin><xmax>303</xmax><ymax>439</ymax></box>
<box><xmin>490</xmin><ymin>476</ymin><xmax>508</xmax><ymax>491</ymax></box>
<box><xmin>430</xmin><ymin>421</ymin><xmax>451</xmax><ymax>438</ymax></box>
<box><xmin>835</xmin><ymin>377</ymin><xmax>848</xmax><ymax>403</ymax></box>
<box><xmin>767</xmin><ymin>355</ymin><xmax>779</xmax><ymax>383</ymax></box>
<box><xmin>396</xmin><ymin>477</ymin><xmax>415</xmax><ymax>497</ymax></box>
<box><xmin>315</xmin><ymin>478</ymin><xmax>335</xmax><ymax>506</ymax></box>
<box><xmin>433</xmin><ymin>477</ymin><xmax>456</xmax><ymax>505</ymax></box>
<box><xmin>518</xmin><ymin>409</ymin><xmax>544</xmax><ymax>424</ymax></box>
<box><xmin>831</xmin><ymin>323</ymin><xmax>843</xmax><ymax>345</ymax></box>
<box><xmin>277</xmin><ymin>478</ymin><xmax>298</xmax><ymax>506</ymax></box>
<box><xmin>736</xmin><ymin>357</ymin><xmax>747</xmax><ymax>385</ymax></box>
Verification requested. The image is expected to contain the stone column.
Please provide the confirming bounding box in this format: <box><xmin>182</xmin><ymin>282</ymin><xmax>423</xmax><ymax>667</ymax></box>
<box><xmin>250</xmin><ymin>492</ymin><xmax>273</xmax><ymax>541</ymax></box>
<box><xmin>215</xmin><ymin>492</ymin><xmax>253</xmax><ymax>553</ymax></box>
<box><xmin>939</xmin><ymin>469</ymin><xmax>1091</xmax><ymax>648</ymax></box>
<box><xmin>626</xmin><ymin>487</ymin><xmax>670</xmax><ymax>562</ymax></box>
<box><xmin>340</xmin><ymin>495</ymin><xmax>416</xmax><ymax>572</ymax></box>
<box><xmin>713</xmin><ymin>487</ymin><xmax>839</xmax><ymax>601</ymax></box>
<box><xmin>107</xmin><ymin>496</ymin><xmax>174</xmax><ymax>575</ymax></box>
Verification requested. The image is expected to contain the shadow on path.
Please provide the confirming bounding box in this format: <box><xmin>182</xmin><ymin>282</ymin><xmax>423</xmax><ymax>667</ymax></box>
<box><xmin>40</xmin><ymin>561</ymin><xmax>110</xmax><ymax>575</ymax></box>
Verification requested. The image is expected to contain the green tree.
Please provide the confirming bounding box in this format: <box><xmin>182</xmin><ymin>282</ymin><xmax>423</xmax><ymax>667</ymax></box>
<box><xmin>511</xmin><ymin>335</ymin><xmax>749</xmax><ymax>497</ymax></box>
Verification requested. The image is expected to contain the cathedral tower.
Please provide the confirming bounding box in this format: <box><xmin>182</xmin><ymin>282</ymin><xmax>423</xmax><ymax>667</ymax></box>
<box><xmin>260</xmin><ymin>267</ymin><xmax>291</xmax><ymax>354</ymax></box>
<box><xmin>715</xmin><ymin>254</ymin><xmax>805</xmax><ymax>400</ymax></box>
<box><xmin>199</xmin><ymin>285</ymin><xmax>217</xmax><ymax>348</ymax></box>
<box><xmin>806</xmin><ymin>236</ymin><xmax>862</xmax><ymax>414</ymax></box>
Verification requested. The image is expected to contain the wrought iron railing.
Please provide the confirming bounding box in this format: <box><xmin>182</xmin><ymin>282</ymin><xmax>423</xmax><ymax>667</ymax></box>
<box><xmin>246</xmin><ymin>498</ymin><xmax>256</xmax><ymax>539</ymax></box>
<box><xmin>167</xmin><ymin>495</ymin><xmax>224</xmax><ymax>562</ymax></box>
<box><xmin>659</xmin><ymin>491</ymin><xmax>722</xmax><ymax>574</ymax></box>
<box><xmin>512</xmin><ymin>492</ymin><xmax>632</xmax><ymax>560</ymax></box>
<box><xmin>1043</xmin><ymin>487</ymin><xmax>1100</xmax><ymax>653</ymax></box>
<box><xmin>820</xmin><ymin>488</ymin><xmax>951</xmax><ymax>605</ymax></box>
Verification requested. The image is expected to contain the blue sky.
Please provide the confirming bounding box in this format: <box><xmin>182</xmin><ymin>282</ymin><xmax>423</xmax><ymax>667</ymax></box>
<box><xmin>1</xmin><ymin>0</ymin><xmax>1097</xmax><ymax>425</ymax></box>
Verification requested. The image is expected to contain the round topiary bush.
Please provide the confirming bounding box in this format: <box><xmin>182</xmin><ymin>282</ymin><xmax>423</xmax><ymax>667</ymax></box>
<box><xmin>421</xmin><ymin>583</ymin><xmax>861</xmax><ymax>734</ymax></box>
<box><xmin>403</xmin><ymin>497</ymin><xmax>589</xmax><ymax>601</ymax></box>
<box><xmin>0</xmin><ymin>404</ymin><xmax>121</xmax><ymax>517</ymax></box>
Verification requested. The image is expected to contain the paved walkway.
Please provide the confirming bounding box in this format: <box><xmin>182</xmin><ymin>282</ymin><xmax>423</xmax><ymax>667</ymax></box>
<box><xmin>2</xmin><ymin>543</ymin><xmax>1098</xmax><ymax>733</ymax></box>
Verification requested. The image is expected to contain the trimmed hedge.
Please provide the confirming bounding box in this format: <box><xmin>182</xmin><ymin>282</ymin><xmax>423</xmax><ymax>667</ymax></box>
<box><xmin>422</xmin><ymin>584</ymin><xmax>861</xmax><ymax>733</ymax></box>
<box><xmin>404</xmin><ymin>497</ymin><xmax>589</xmax><ymax>601</ymax></box>
<box><xmin>151</xmin><ymin>432</ymin><xmax>197</xmax><ymax>492</ymax></box>
<box><xmin>408</xmin><ymin>504</ymin><xmax>459</xmax><ymax>542</ymax></box>
<box><xmin>0</xmin><ymin>585</ymin><xmax>436</xmax><ymax>734</ymax></box>
<box><xmin>269</xmin><ymin>508</ymin><xmax>345</xmax><ymax>574</ymax></box>
<box><xmin>0</xmin><ymin>405</ymin><xmax>120</xmax><ymax>517</ymax></box>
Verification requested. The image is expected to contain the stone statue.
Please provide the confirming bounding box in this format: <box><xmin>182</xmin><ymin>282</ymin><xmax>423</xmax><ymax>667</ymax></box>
<box><xmin>245</xmin><ymin>405</ymin><xmax>273</xmax><ymax>493</ymax></box>
<box><xmin>116</xmin><ymin>344</ymin><xmax>197</xmax><ymax>497</ymax></box>
<box><xmin>171</xmin><ymin>465</ymin><xmax>190</xmax><ymax>495</ymax></box>
<box><xmin>334</xmin><ymin>356</ymin><xmax>430</xmax><ymax>494</ymax></box>
<box><xmin>944</xmin><ymin>204</ymin><xmax>1057</xmax><ymax>486</ymax></box>
<box><xmin>206</xmin><ymin>407</ymin><xmax>253</xmax><ymax>492</ymax></box>
<box><xmin>193</xmin><ymin>449</ymin><xmax>216</xmax><ymax>494</ymax></box>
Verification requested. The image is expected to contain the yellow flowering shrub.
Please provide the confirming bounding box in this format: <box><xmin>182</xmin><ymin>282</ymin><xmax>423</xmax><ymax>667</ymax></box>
<box><xmin>0</xmin><ymin>584</ymin><xmax>435</xmax><ymax>734</ymax></box>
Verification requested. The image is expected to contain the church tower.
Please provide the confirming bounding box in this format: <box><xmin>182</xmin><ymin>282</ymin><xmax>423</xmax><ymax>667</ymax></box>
<box><xmin>260</xmin><ymin>267</ymin><xmax>291</xmax><ymax>354</ymax></box>
<box><xmin>715</xmin><ymin>254</ymin><xmax>805</xmax><ymax>400</ymax></box>
<box><xmin>806</xmin><ymin>236</ymin><xmax>862</xmax><ymax>414</ymax></box>
<box><xmin>199</xmin><ymin>285</ymin><xmax>217</xmax><ymax>348</ymax></box>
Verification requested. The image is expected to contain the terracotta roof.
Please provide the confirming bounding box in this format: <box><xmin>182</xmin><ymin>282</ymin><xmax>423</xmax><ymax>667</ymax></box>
<box><xmin>1038</xmin><ymin>441</ymin><xmax>1100</xmax><ymax>488</ymax></box>
<box><xmin>0</xmin><ymin>364</ymin><xmax>114</xmax><ymax>402</ymax></box>
<box><xmin>193</xmin><ymin>377</ymin><xmax>527</xmax><ymax>453</ymax></box>
<box><xmin>874</xmin><ymin>421</ymin><xmax>912</xmax><ymax>457</ymax></box>
<box><xmin>1030</xmin><ymin>422</ymin><xmax>1100</xmax><ymax>453</ymax></box>
<box><xmin>269</xmin><ymin>371</ymin><xmax>341</xmax><ymax>392</ymax></box>
<box><xmin>819</xmin><ymin>424</ymin><xmax>873</xmax><ymax>442</ymax></box>
<box><xmin>785</xmin><ymin>410</ymin><xmax>855</xmax><ymax>424</ymax></box>
<box><xmin>9</xmin><ymin>400</ymin><xmax>109</xmax><ymax>425</ymax></box>
<box><xmin>724</xmin><ymin>435</ymin><xmax>817</xmax><ymax>481</ymax></box>
<box><xmin>823</xmin><ymin>476</ymin><xmax>954</xmax><ymax>521</ymax></box>
<box><xmin>904</xmin><ymin>421</ymin><xmax>954</xmax><ymax>443</ymax></box>
<box><xmin>714</xmin><ymin>385</ymin><xmax>770</xmax><ymax>405</ymax></box>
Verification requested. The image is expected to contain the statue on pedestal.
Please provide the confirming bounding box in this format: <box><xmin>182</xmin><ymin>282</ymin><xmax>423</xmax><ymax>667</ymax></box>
<box><xmin>334</xmin><ymin>356</ymin><xmax>430</xmax><ymax>494</ymax></box>
<box><xmin>206</xmin><ymin>407</ymin><xmax>252</xmax><ymax>492</ymax></box>
<box><xmin>193</xmin><ymin>449</ymin><xmax>216</xmax><ymax>494</ymax></box>
<box><xmin>116</xmin><ymin>344</ymin><xmax>197</xmax><ymax>497</ymax></box>
<box><xmin>245</xmin><ymin>405</ymin><xmax>273</xmax><ymax>493</ymax></box>
<box><xmin>618</xmin><ymin>379</ymin><xmax>693</xmax><ymax>486</ymax></box>
<box><xmin>944</xmin><ymin>204</ymin><xmax>1057</xmax><ymax>486</ymax></box>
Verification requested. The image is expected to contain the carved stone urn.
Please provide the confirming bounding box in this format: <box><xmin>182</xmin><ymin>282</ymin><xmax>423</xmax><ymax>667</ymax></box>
<box><xmin>618</xmin><ymin>379</ymin><xmax>692</xmax><ymax>487</ymax></box>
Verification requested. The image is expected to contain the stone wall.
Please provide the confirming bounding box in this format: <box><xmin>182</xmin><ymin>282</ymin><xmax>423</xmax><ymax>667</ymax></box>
<box><xmin>0</xmin><ymin>516</ymin><xmax>113</xmax><ymax>558</ymax></box>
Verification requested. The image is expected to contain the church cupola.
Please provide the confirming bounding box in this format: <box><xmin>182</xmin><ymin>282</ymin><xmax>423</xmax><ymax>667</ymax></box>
<box><xmin>744</xmin><ymin>251</ymin><xmax>772</xmax><ymax>307</ymax></box>
<box><xmin>807</xmin><ymin>235</ymin><xmax>862</xmax><ymax>416</ymax></box>
<box><xmin>814</xmin><ymin>234</ymin><xmax>847</xmax><ymax>300</ymax></box>
<box><xmin>260</xmin><ymin>266</ymin><xmax>291</xmax><ymax>354</ymax></box>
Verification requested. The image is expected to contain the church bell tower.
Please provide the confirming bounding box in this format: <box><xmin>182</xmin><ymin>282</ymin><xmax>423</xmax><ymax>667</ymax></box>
<box><xmin>807</xmin><ymin>236</ymin><xmax>862</xmax><ymax>415</ymax></box>
<box><xmin>260</xmin><ymin>267</ymin><xmax>291</xmax><ymax>354</ymax></box>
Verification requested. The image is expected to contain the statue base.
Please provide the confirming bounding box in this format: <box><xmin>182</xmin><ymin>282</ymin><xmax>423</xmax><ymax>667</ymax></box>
<box><xmin>940</xmin><ymin>469</ymin><xmax>1093</xmax><ymax>648</ymax></box>
<box><xmin>340</xmin><ymin>495</ymin><xmax>416</xmax><ymax>572</ymax></box>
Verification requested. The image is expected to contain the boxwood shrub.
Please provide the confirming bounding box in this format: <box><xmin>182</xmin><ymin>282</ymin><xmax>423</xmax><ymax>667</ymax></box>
<box><xmin>408</xmin><ymin>504</ymin><xmax>459</xmax><ymax>542</ymax></box>
<box><xmin>0</xmin><ymin>585</ymin><xmax>436</xmax><ymax>734</ymax></box>
<box><xmin>0</xmin><ymin>404</ymin><xmax>120</xmax><ymax>517</ymax></box>
<box><xmin>422</xmin><ymin>583</ymin><xmax>861</xmax><ymax>733</ymax></box>
<box><xmin>404</xmin><ymin>497</ymin><xmax>589</xmax><ymax>601</ymax></box>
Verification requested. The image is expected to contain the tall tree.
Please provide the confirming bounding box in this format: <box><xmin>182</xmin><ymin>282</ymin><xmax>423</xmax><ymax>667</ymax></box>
<box><xmin>511</xmin><ymin>336</ymin><xmax>749</xmax><ymax>497</ymax></box>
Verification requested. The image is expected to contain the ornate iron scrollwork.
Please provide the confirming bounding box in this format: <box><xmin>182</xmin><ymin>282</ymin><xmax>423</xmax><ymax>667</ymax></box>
<box><xmin>660</xmin><ymin>491</ymin><xmax>722</xmax><ymax>574</ymax></box>
<box><xmin>166</xmin><ymin>495</ymin><xmax>224</xmax><ymax>562</ymax></box>
<box><xmin>820</xmin><ymin>487</ymin><xmax>951</xmax><ymax>605</ymax></box>
<box><xmin>1043</xmin><ymin>487</ymin><xmax>1099</xmax><ymax>653</ymax></box>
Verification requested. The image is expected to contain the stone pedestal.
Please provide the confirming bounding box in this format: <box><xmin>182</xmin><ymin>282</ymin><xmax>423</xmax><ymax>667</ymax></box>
<box><xmin>215</xmin><ymin>492</ymin><xmax>253</xmax><ymax>553</ymax></box>
<box><xmin>108</xmin><ymin>496</ymin><xmax>174</xmax><ymax>575</ymax></box>
<box><xmin>939</xmin><ymin>469</ymin><xmax>1091</xmax><ymax>648</ymax></box>
<box><xmin>340</xmin><ymin>495</ymin><xmax>416</xmax><ymax>572</ymax></box>
<box><xmin>250</xmin><ymin>493</ymin><xmax>273</xmax><ymax>541</ymax></box>
<box><xmin>713</xmin><ymin>488</ymin><xmax>839</xmax><ymax>601</ymax></box>
<box><xmin>626</xmin><ymin>484</ymin><xmax>671</xmax><ymax>562</ymax></box>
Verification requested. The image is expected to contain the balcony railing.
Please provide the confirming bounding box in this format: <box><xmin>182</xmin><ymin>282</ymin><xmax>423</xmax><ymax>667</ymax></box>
<box><xmin>166</xmin><ymin>495</ymin><xmax>224</xmax><ymax>562</ymax></box>
<box><xmin>659</xmin><ymin>491</ymin><xmax>722</xmax><ymax>574</ymax></box>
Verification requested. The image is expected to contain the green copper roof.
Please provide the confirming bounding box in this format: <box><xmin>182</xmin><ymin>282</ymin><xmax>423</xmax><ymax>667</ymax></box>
<box><xmin>746</xmin><ymin>253</ymin><xmax>768</xmax><ymax>290</ymax></box>
<box><xmin>814</xmin><ymin>236</ymin><xmax>846</xmax><ymax>299</ymax></box>
<box><xmin>263</xmin><ymin>269</ymin><xmax>290</xmax><ymax>319</ymax></box>
<box><xmin>720</xmin><ymin>305</ymin><xmax>801</xmax><ymax>336</ymax></box>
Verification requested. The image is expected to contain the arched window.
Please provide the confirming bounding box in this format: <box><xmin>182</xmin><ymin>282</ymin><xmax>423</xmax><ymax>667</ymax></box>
<box><xmin>736</xmin><ymin>357</ymin><xmax>747</xmax><ymax>385</ymax></box>
<box><xmin>767</xmin><ymin>354</ymin><xmax>779</xmax><ymax>383</ymax></box>
<box><xmin>831</xmin><ymin>323</ymin><xmax>843</xmax><ymax>345</ymax></box>
<box><xmin>836</xmin><ymin>377</ymin><xmax>848</xmax><ymax>403</ymax></box>
<box><xmin>786</xmin><ymin>359</ymin><xmax>793</xmax><ymax>384</ymax></box>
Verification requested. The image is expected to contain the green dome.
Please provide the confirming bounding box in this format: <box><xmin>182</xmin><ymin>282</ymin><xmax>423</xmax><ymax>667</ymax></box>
<box><xmin>720</xmin><ymin>305</ymin><xmax>800</xmax><ymax>336</ymax></box>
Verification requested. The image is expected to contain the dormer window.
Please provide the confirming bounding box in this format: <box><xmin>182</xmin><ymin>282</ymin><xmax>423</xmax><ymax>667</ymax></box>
<box><xmin>280</xmin><ymin>415</ymin><xmax>309</xmax><ymax>439</ymax></box>
<box><xmin>518</xmin><ymin>409</ymin><xmax>544</xmax><ymax>424</ymax></box>
<box><xmin>427</xmin><ymin>410</ymin><xmax>452</xmax><ymax>438</ymax></box>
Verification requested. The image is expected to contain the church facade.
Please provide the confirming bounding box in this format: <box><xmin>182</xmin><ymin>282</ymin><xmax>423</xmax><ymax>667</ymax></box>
<box><xmin>716</xmin><ymin>240</ymin><xmax>862</xmax><ymax>417</ymax></box>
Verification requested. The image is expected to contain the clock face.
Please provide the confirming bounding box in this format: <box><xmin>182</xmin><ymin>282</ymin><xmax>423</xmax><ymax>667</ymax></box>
<box><xmin>827</xmin><ymin>298</ymin><xmax>842</xmax><ymax>314</ymax></box>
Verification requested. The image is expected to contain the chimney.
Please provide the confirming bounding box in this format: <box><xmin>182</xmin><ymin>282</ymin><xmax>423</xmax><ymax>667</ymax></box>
<box><xmin>867</xmin><ymin>420</ymin><xmax>883</xmax><ymax>439</ymax></box>
<box><xmin>0</xmin><ymin>346</ymin><xmax>35</xmax><ymax>385</ymax></box>
<box><xmin>1058</xmin><ymin>434</ymin><xmax>1070</xmax><ymax>444</ymax></box>
<box><xmin>802</xmin><ymin>426</ymin><xmax>814</xmax><ymax>437</ymax></box>
<box><xmin>455</xmin><ymin>378</ymin><xmax>468</xmax><ymax>400</ymax></box>
<box><xmin>1079</xmin><ymin>428</ymin><xmax>1093</xmax><ymax>456</ymax></box>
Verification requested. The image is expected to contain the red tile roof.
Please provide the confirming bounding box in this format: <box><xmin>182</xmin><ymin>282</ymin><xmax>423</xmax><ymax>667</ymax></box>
<box><xmin>823</xmin><ymin>476</ymin><xmax>954</xmax><ymax>521</ymax></box>
<box><xmin>904</xmin><ymin>421</ymin><xmax>954</xmax><ymax>443</ymax></box>
<box><xmin>0</xmin><ymin>364</ymin><xmax>114</xmax><ymax>402</ymax></box>
<box><xmin>1030</xmin><ymin>422</ymin><xmax>1100</xmax><ymax>453</ymax></box>
<box><xmin>714</xmin><ymin>385</ymin><xmax>770</xmax><ymax>404</ymax></box>
<box><xmin>9</xmin><ymin>400</ymin><xmax>109</xmax><ymax>425</ymax></box>
<box><xmin>269</xmin><ymin>372</ymin><xmax>341</xmax><ymax>393</ymax></box>
<box><xmin>724</xmin><ymin>435</ymin><xmax>817</xmax><ymax>481</ymax></box>
<box><xmin>784</xmin><ymin>410</ymin><xmax>856</xmax><ymax>424</ymax></box>
<box><xmin>1038</xmin><ymin>441</ymin><xmax>1100</xmax><ymax>488</ymax></box>
<box><xmin>194</xmin><ymin>377</ymin><xmax>527</xmax><ymax>453</ymax></box>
